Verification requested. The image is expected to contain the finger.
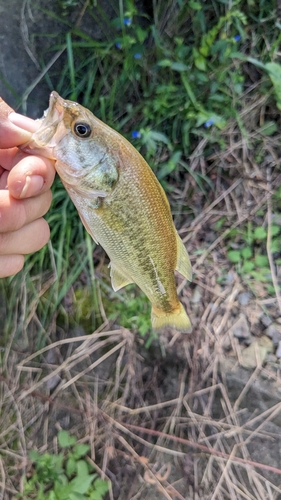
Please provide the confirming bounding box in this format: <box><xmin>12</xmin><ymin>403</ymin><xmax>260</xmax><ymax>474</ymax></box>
<box><xmin>0</xmin><ymin>99</ymin><xmax>36</xmax><ymax>148</ymax></box>
<box><xmin>0</xmin><ymin>190</ymin><xmax>52</xmax><ymax>233</ymax></box>
<box><xmin>7</xmin><ymin>155</ymin><xmax>56</xmax><ymax>199</ymax></box>
<box><xmin>0</xmin><ymin>116</ymin><xmax>33</xmax><ymax>148</ymax></box>
<box><xmin>0</xmin><ymin>218</ymin><xmax>50</xmax><ymax>255</ymax></box>
<box><xmin>0</xmin><ymin>254</ymin><xmax>25</xmax><ymax>278</ymax></box>
<box><xmin>8</xmin><ymin>112</ymin><xmax>39</xmax><ymax>133</ymax></box>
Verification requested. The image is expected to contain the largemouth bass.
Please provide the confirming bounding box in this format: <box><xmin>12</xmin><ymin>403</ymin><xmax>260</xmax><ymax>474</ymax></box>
<box><xmin>22</xmin><ymin>92</ymin><xmax>192</xmax><ymax>331</ymax></box>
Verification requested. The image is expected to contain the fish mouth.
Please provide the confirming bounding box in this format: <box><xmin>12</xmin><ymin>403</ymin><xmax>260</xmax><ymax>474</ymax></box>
<box><xmin>21</xmin><ymin>91</ymin><xmax>79</xmax><ymax>159</ymax></box>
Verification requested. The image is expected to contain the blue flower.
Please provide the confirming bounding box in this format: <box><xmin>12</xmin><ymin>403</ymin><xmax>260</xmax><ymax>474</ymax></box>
<box><xmin>134</xmin><ymin>53</ymin><xmax>142</xmax><ymax>59</ymax></box>
<box><xmin>233</xmin><ymin>34</ymin><xmax>241</xmax><ymax>42</ymax></box>
<box><xmin>115</xmin><ymin>42</ymin><xmax>122</xmax><ymax>49</ymax></box>
<box><xmin>132</xmin><ymin>130</ymin><xmax>141</xmax><ymax>139</ymax></box>
<box><xmin>124</xmin><ymin>17</ymin><xmax>132</xmax><ymax>26</ymax></box>
<box><xmin>204</xmin><ymin>119</ymin><xmax>215</xmax><ymax>128</ymax></box>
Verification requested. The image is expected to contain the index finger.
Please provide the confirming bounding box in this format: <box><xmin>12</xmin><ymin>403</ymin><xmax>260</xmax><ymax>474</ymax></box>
<box><xmin>0</xmin><ymin>98</ymin><xmax>32</xmax><ymax>148</ymax></box>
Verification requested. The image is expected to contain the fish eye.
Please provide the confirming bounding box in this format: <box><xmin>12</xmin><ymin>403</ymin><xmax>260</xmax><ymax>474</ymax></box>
<box><xmin>74</xmin><ymin>122</ymin><xmax>92</xmax><ymax>138</ymax></box>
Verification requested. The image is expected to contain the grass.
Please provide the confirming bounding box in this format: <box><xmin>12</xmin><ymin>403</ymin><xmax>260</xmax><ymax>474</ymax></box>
<box><xmin>1</xmin><ymin>0</ymin><xmax>281</xmax><ymax>498</ymax></box>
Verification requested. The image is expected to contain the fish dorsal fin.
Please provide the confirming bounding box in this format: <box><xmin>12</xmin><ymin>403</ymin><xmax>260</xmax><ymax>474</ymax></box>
<box><xmin>175</xmin><ymin>233</ymin><xmax>192</xmax><ymax>281</ymax></box>
<box><xmin>109</xmin><ymin>263</ymin><xmax>134</xmax><ymax>291</ymax></box>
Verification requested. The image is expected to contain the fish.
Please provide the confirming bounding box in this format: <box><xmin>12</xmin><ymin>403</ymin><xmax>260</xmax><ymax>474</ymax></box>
<box><xmin>22</xmin><ymin>91</ymin><xmax>192</xmax><ymax>332</ymax></box>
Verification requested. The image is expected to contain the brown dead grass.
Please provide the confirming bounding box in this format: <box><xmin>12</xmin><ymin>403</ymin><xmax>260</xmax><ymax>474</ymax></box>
<box><xmin>1</xmin><ymin>91</ymin><xmax>281</xmax><ymax>499</ymax></box>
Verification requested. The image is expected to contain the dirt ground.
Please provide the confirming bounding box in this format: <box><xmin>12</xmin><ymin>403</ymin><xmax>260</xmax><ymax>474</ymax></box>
<box><xmin>1</xmin><ymin>1</ymin><xmax>281</xmax><ymax>499</ymax></box>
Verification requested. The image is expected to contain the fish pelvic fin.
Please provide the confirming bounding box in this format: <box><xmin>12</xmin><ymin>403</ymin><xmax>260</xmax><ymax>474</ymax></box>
<box><xmin>151</xmin><ymin>302</ymin><xmax>192</xmax><ymax>333</ymax></box>
<box><xmin>175</xmin><ymin>233</ymin><xmax>192</xmax><ymax>281</ymax></box>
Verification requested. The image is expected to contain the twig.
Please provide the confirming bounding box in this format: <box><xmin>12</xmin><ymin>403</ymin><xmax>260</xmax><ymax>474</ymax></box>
<box><xmin>266</xmin><ymin>166</ymin><xmax>281</xmax><ymax>314</ymax></box>
<box><xmin>121</xmin><ymin>424</ymin><xmax>281</xmax><ymax>476</ymax></box>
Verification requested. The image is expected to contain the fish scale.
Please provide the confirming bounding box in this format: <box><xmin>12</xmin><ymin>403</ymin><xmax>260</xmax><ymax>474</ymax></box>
<box><xmin>22</xmin><ymin>91</ymin><xmax>192</xmax><ymax>332</ymax></box>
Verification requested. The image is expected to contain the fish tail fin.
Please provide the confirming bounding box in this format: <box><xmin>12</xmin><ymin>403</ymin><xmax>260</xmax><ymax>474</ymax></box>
<box><xmin>151</xmin><ymin>302</ymin><xmax>192</xmax><ymax>333</ymax></box>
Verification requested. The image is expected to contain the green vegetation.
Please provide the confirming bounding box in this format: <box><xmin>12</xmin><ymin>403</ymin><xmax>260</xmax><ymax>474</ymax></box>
<box><xmin>18</xmin><ymin>430</ymin><xmax>109</xmax><ymax>500</ymax></box>
<box><xmin>2</xmin><ymin>0</ymin><xmax>281</xmax><ymax>339</ymax></box>
<box><xmin>1</xmin><ymin>1</ymin><xmax>281</xmax><ymax>498</ymax></box>
<box><xmin>226</xmin><ymin>222</ymin><xmax>281</xmax><ymax>293</ymax></box>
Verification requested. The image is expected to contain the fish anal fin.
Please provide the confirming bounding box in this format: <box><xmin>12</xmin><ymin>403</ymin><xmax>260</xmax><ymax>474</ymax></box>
<box><xmin>175</xmin><ymin>233</ymin><xmax>192</xmax><ymax>281</ymax></box>
<box><xmin>110</xmin><ymin>263</ymin><xmax>133</xmax><ymax>291</ymax></box>
<box><xmin>151</xmin><ymin>302</ymin><xmax>192</xmax><ymax>333</ymax></box>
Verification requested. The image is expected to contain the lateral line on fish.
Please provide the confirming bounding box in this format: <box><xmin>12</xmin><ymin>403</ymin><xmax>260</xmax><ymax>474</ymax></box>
<box><xmin>149</xmin><ymin>257</ymin><xmax>166</xmax><ymax>295</ymax></box>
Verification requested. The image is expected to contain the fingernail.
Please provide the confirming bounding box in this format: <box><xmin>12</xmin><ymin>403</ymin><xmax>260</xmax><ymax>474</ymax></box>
<box><xmin>20</xmin><ymin>175</ymin><xmax>44</xmax><ymax>198</ymax></box>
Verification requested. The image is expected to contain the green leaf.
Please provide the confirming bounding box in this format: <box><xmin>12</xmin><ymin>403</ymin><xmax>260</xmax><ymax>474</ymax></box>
<box><xmin>196</xmin><ymin>111</ymin><xmax>226</xmax><ymax>129</ymax></box>
<box><xmin>265</xmin><ymin>62</ymin><xmax>281</xmax><ymax>110</ymax></box>
<box><xmin>194</xmin><ymin>52</ymin><xmax>207</xmax><ymax>71</ymax></box>
<box><xmin>148</xmin><ymin>130</ymin><xmax>170</xmax><ymax>144</ymax></box>
<box><xmin>69</xmin><ymin>473</ymin><xmax>96</xmax><ymax>493</ymax></box>
<box><xmin>170</xmin><ymin>62</ymin><xmax>188</xmax><ymax>72</ymax></box>
<box><xmin>253</xmin><ymin>227</ymin><xmax>267</xmax><ymax>240</ymax></box>
<box><xmin>66</xmin><ymin>457</ymin><xmax>77</xmax><ymax>477</ymax></box>
<box><xmin>227</xmin><ymin>250</ymin><xmax>241</xmax><ymax>263</ymax></box>
<box><xmin>255</xmin><ymin>254</ymin><xmax>269</xmax><ymax>267</ymax></box>
<box><xmin>241</xmin><ymin>247</ymin><xmax>252</xmax><ymax>259</ymax></box>
<box><xmin>260</xmin><ymin>121</ymin><xmax>278</xmax><ymax>136</ymax></box>
<box><xmin>93</xmin><ymin>478</ymin><xmax>109</xmax><ymax>494</ymax></box>
<box><xmin>69</xmin><ymin>493</ymin><xmax>87</xmax><ymax>500</ymax></box>
<box><xmin>58</xmin><ymin>430</ymin><xmax>77</xmax><ymax>448</ymax></box>
<box><xmin>271</xmin><ymin>225</ymin><xmax>280</xmax><ymax>236</ymax></box>
<box><xmin>189</xmin><ymin>1</ymin><xmax>202</xmax><ymax>10</ymax></box>
<box><xmin>76</xmin><ymin>460</ymin><xmax>90</xmax><ymax>477</ymax></box>
<box><xmin>73</xmin><ymin>444</ymin><xmax>91</xmax><ymax>459</ymax></box>
<box><xmin>242</xmin><ymin>261</ymin><xmax>255</xmax><ymax>273</ymax></box>
<box><xmin>157</xmin><ymin>59</ymin><xmax>172</xmax><ymax>67</ymax></box>
<box><xmin>270</xmin><ymin>240</ymin><xmax>280</xmax><ymax>253</ymax></box>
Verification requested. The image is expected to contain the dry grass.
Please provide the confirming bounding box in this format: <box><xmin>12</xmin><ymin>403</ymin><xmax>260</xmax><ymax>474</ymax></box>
<box><xmin>1</xmin><ymin>79</ymin><xmax>281</xmax><ymax>500</ymax></box>
<box><xmin>1</xmin><ymin>319</ymin><xmax>281</xmax><ymax>499</ymax></box>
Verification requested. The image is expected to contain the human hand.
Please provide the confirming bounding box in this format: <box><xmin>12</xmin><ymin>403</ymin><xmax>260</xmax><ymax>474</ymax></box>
<box><xmin>0</xmin><ymin>98</ymin><xmax>56</xmax><ymax>278</ymax></box>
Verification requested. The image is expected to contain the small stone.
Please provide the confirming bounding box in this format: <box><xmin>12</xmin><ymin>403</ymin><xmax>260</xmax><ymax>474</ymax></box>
<box><xmin>191</xmin><ymin>285</ymin><xmax>201</xmax><ymax>304</ymax></box>
<box><xmin>260</xmin><ymin>314</ymin><xmax>272</xmax><ymax>327</ymax></box>
<box><xmin>238</xmin><ymin>292</ymin><xmax>252</xmax><ymax>306</ymax></box>
<box><xmin>225</xmin><ymin>272</ymin><xmax>235</xmax><ymax>284</ymax></box>
<box><xmin>240</xmin><ymin>336</ymin><xmax>273</xmax><ymax>369</ymax></box>
<box><xmin>230</xmin><ymin>314</ymin><xmax>251</xmax><ymax>340</ymax></box>
<box><xmin>46</xmin><ymin>374</ymin><xmax>62</xmax><ymax>391</ymax></box>
<box><xmin>276</xmin><ymin>341</ymin><xmax>281</xmax><ymax>359</ymax></box>
<box><xmin>265</xmin><ymin>323</ymin><xmax>281</xmax><ymax>345</ymax></box>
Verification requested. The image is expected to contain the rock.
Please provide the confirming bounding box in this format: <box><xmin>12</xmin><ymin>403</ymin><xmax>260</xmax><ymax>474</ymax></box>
<box><xmin>276</xmin><ymin>341</ymin><xmax>281</xmax><ymax>358</ymax></box>
<box><xmin>225</xmin><ymin>272</ymin><xmax>235</xmax><ymax>284</ymax></box>
<box><xmin>238</xmin><ymin>292</ymin><xmax>252</xmax><ymax>306</ymax></box>
<box><xmin>240</xmin><ymin>336</ymin><xmax>273</xmax><ymax>369</ymax></box>
<box><xmin>265</xmin><ymin>323</ymin><xmax>281</xmax><ymax>345</ymax></box>
<box><xmin>260</xmin><ymin>314</ymin><xmax>272</xmax><ymax>327</ymax></box>
<box><xmin>191</xmin><ymin>285</ymin><xmax>201</xmax><ymax>304</ymax></box>
<box><xmin>230</xmin><ymin>314</ymin><xmax>251</xmax><ymax>341</ymax></box>
<box><xmin>46</xmin><ymin>373</ymin><xmax>62</xmax><ymax>391</ymax></box>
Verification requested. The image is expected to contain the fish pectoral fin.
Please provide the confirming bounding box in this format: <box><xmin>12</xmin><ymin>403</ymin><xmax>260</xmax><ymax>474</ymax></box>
<box><xmin>175</xmin><ymin>233</ymin><xmax>192</xmax><ymax>281</ymax></box>
<box><xmin>109</xmin><ymin>263</ymin><xmax>134</xmax><ymax>291</ymax></box>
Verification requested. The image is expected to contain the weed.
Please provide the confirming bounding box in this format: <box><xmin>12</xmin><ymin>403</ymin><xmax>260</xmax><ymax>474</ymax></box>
<box><xmin>2</xmin><ymin>0</ymin><xmax>281</xmax><ymax>343</ymax></box>
<box><xmin>18</xmin><ymin>430</ymin><xmax>109</xmax><ymax>500</ymax></box>
<box><xmin>226</xmin><ymin>222</ymin><xmax>281</xmax><ymax>294</ymax></box>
